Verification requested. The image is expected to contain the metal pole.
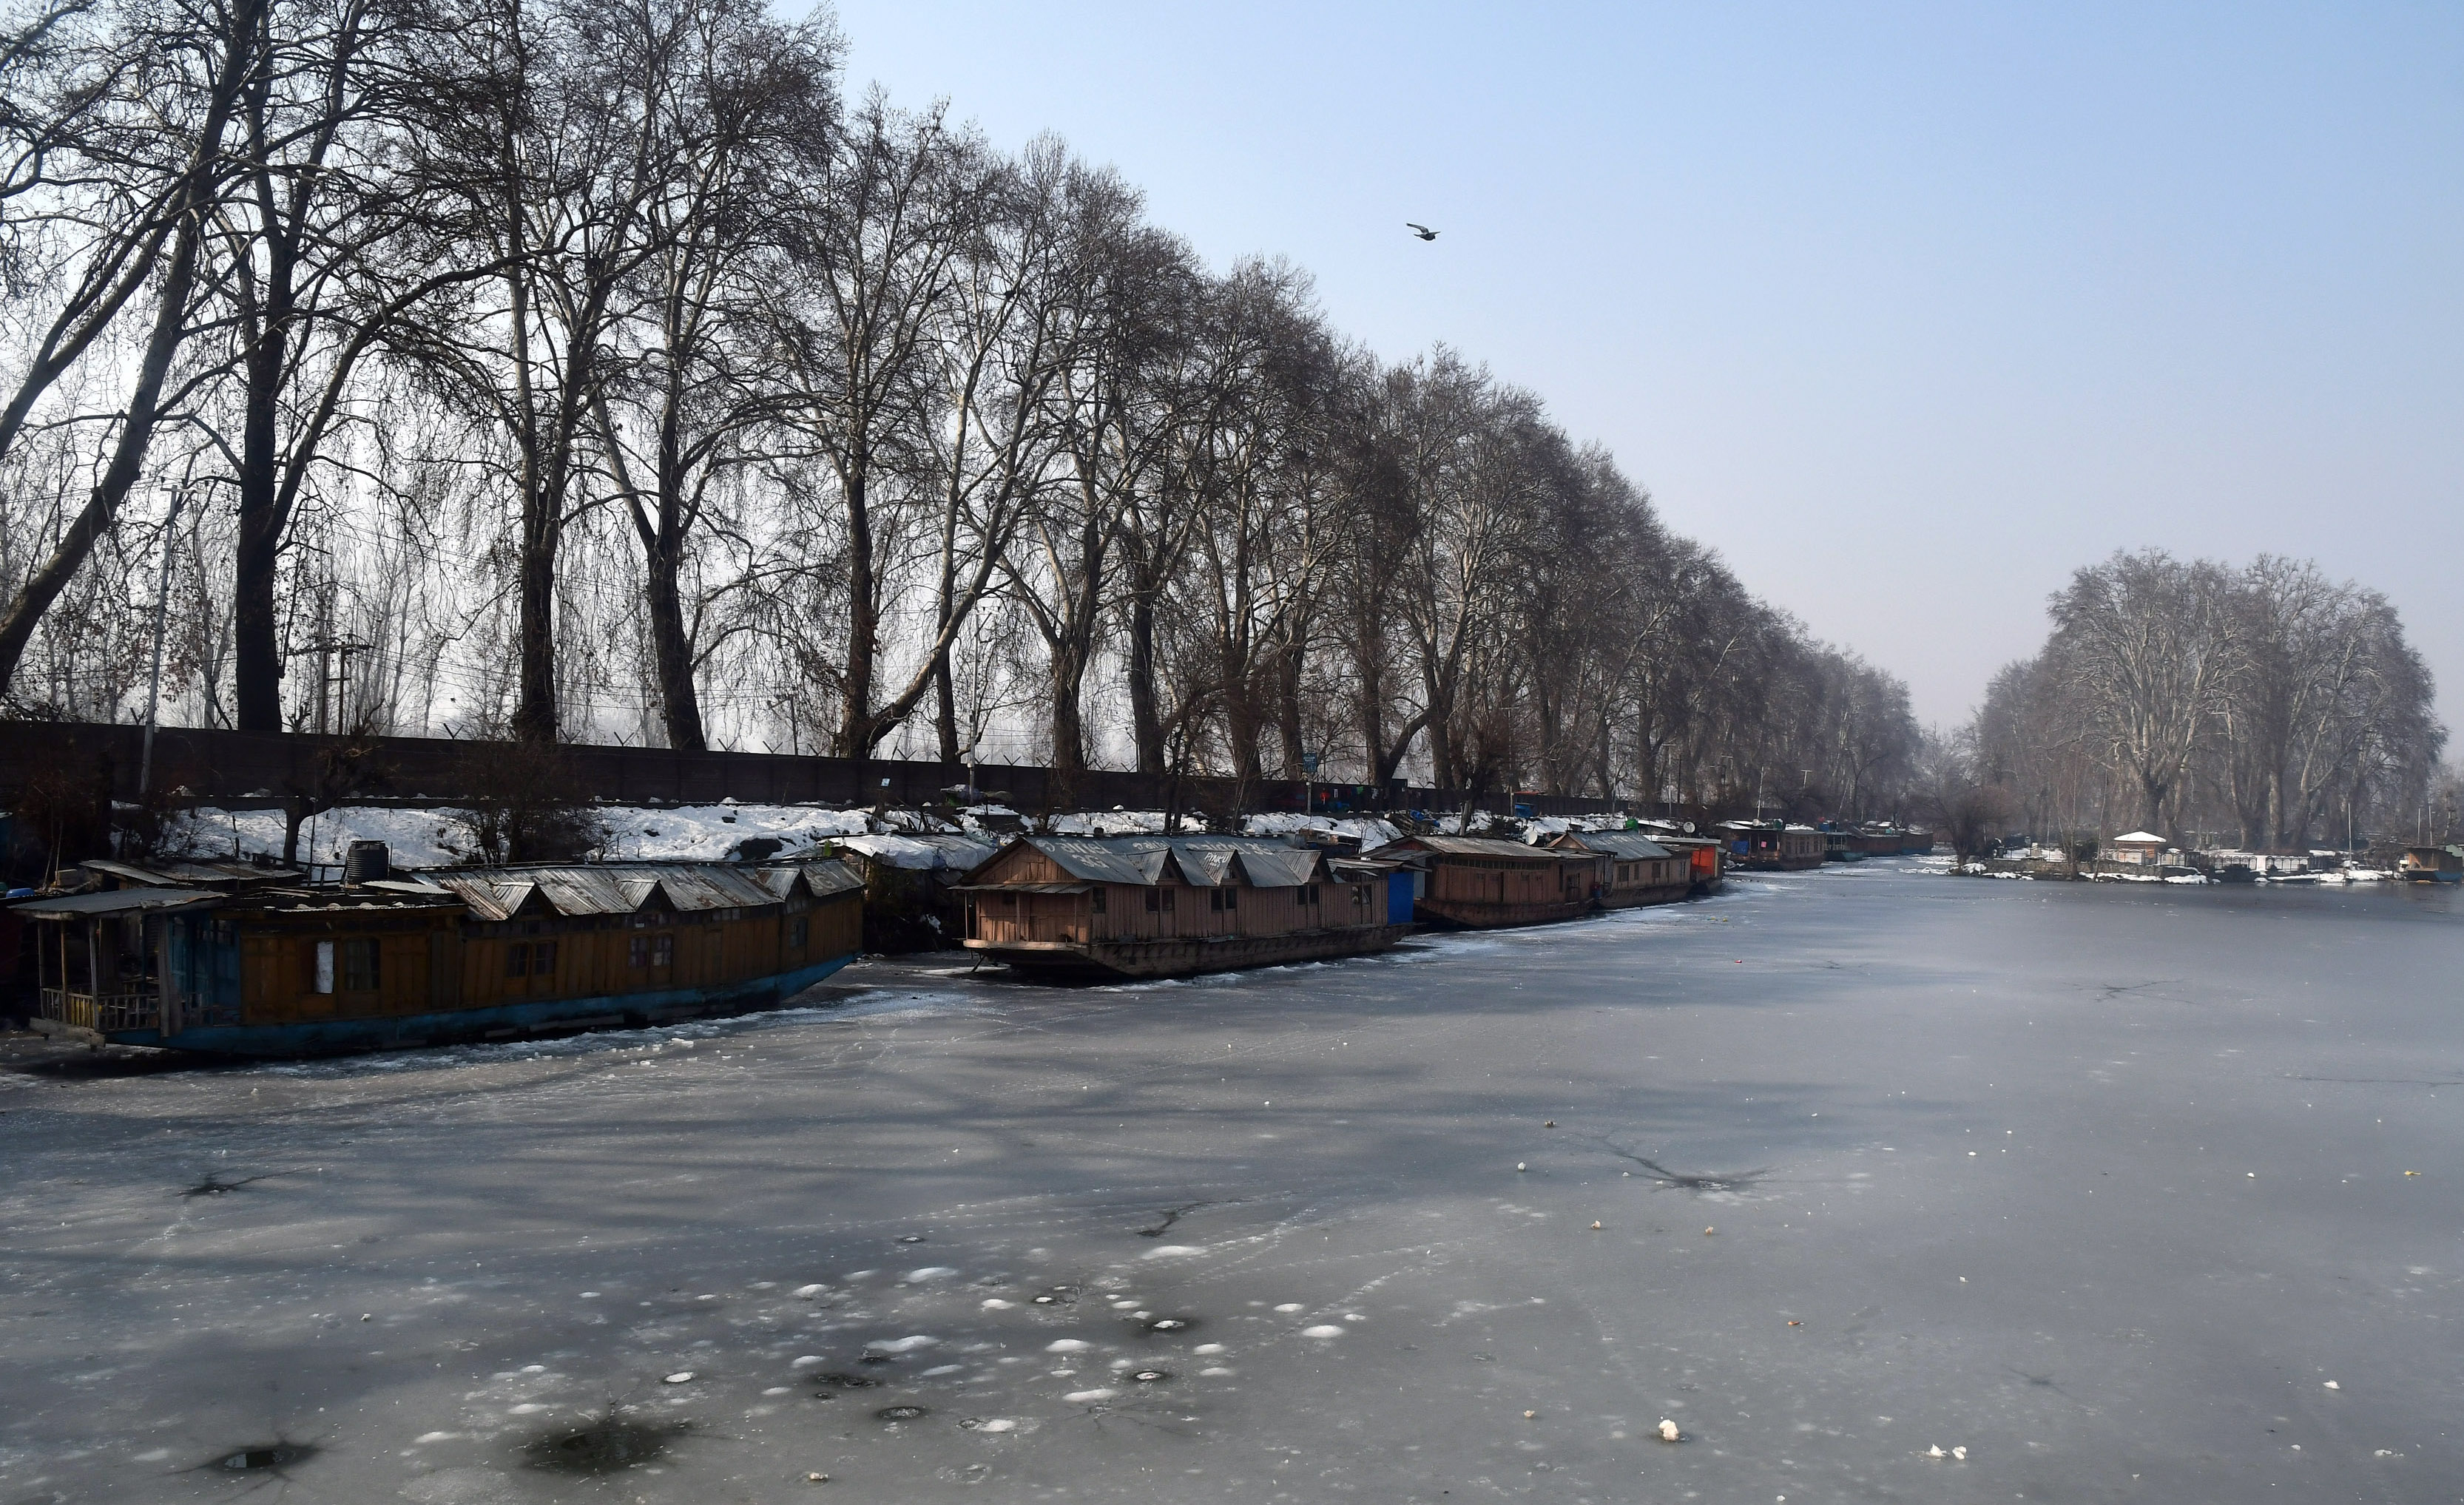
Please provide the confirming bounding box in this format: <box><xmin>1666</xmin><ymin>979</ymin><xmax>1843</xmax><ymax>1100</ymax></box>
<box><xmin>138</xmin><ymin>488</ymin><xmax>184</xmax><ymax>797</ymax></box>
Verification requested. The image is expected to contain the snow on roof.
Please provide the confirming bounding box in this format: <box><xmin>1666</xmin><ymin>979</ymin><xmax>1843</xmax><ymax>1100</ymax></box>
<box><xmin>2113</xmin><ymin>831</ymin><xmax>2167</xmax><ymax>844</ymax></box>
<box><xmin>834</xmin><ymin>833</ymin><xmax>999</xmax><ymax>871</ymax></box>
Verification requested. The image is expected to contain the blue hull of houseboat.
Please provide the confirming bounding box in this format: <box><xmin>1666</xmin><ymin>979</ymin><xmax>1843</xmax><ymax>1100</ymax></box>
<box><xmin>92</xmin><ymin>954</ymin><xmax>858</xmax><ymax>1058</ymax></box>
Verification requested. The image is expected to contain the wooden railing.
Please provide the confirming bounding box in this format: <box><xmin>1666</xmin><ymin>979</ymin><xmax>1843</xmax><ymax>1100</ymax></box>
<box><xmin>38</xmin><ymin>987</ymin><xmax>161</xmax><ymax>1033</ymax></box>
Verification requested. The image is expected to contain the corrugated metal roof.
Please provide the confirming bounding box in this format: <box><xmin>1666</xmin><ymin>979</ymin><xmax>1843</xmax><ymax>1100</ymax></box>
<box><xmin>835</xmin><ymin>833</ymin><xmax>1000</xmax><ymax>871</ymax></box>
<box><xmin>1022</xmin><ymin>837</ymin><xmax>1181</xmax><ymax>885</ymax></box>
<box><xmin>1230</xmin><ymin>847</ymin><xmax>1322</xmax><ymax>887</ymax></box>
<box><xmin>1373</xmin><ymin>835</ymin><xmax>1584</xmax><ymax>861</ymax></box>
<box><xmin>1558</xmin><ymin>831</ymin><xmax>1673</xmax><ymax>860</ymax></box>
<box><xmin>993</xmin><ymin>834</ymin><xmax>1331</xmax><ymax>889</ymax></box>
<box><xmin>9</xmin><ymin>887</ymin><xmax>223</xmax><ymax>920</ymax></box>
<box><xmin>760</xmin><ymin>859</ymin><xmax>865</xmax><ymax>899</ymax></box>
<box><xmin>434</xmin><ymin>863</ymin><xmax>792</xmax><ymax>921</ymax></box>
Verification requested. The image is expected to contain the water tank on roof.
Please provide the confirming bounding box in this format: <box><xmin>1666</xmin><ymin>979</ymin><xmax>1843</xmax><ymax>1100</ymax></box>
<box><xmin>343</xmin><ymin>840</ymin><xmax>390</xmax><ymax>885</ymax></box>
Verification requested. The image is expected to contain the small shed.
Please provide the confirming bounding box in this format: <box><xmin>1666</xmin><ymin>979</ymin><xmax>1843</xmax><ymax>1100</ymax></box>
<box><xmin>2107</xmin><ymin>831</ymin><xmax>2170</xmax><ymax>865</ymax></box>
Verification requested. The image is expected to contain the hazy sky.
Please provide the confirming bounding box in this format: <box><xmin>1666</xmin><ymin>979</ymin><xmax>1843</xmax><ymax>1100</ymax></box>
<box><xmin>823</xmin><ymin>1</ymin><xmax>2463</xmax><ymax>731</ymax></box>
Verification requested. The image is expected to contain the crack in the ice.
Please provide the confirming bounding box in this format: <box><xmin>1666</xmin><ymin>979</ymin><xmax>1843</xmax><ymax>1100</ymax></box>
<box><xmin>1584</xmin><ymin>1137</ymin><xmax>1766</xmax><ymax>1193</ymax></box>
<box><xmin>1135</xmin><ymin>1201</ymin><xmax>1212</xmax><ymax>1238</ymax></box>
<box><xmin>180</xmin><ymin>1171</ymin><xmax>292</xmax><ymax>1198</ymax></box>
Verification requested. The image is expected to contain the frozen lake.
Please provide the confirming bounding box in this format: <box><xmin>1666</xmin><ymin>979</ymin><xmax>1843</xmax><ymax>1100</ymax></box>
<box><xmin>3</xmin><ymin>864</ymin><xmax>2459</xmax><ymax>1503</ymax></box>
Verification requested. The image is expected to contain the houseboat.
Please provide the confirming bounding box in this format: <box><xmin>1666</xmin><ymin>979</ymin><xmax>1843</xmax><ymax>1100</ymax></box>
<box><xmin>1547</xmin><ymin>830</ymin><xmax>1692</xmax><ymax>907</ymax></box>
<box><xmin>1713</xmin><ymin>820</ymin><xmax>1826</xmax><ymax>871</ymax></box>
<box><xmin>1367</xmin><ymin>834</ymin><xmax>1607</xmax><ymax>928</ymax></box>
<box><xmin>16</xmin><ymin>850</ymin><xmax>865</xmax><ymax>1057</ymax></box>
<box><xmin>958</xmin><ymin>834</ymin><xmax>1411</xmax><ymax>979</ymax></box>
<box><xmin>2399</xmin><ymin>845</ymin><xmax>2463</xmax><ymax>883</ymax></box>
<box><xmin>1634</xmin><ymin>820</ymin><xmax>1727</xmax><ymax>893</ymax></box>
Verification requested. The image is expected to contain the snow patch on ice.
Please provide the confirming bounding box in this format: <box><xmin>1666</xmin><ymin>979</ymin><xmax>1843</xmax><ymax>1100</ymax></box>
<box><xmin>1139</xmin><ymin>1244</ymin><xmax>1202</xmax><ymax>1259</ymax></box>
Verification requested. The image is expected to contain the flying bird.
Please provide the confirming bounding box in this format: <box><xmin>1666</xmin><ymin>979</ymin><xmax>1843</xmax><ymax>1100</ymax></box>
<box><xmin>1405</xmin><ymin>223</ymin><xmax>1439</xmax><ymax>241</ymax></box>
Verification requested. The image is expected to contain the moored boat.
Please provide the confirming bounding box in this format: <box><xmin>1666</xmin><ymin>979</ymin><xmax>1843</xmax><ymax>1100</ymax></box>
<box><xmin>1714</xmin><ymin>819</ymin><xmax>1826</xmax><ymax>870</ymax></box>
<box><xmin>1367</xmin><ymin>834</ymin><xmax>1606</xmax><ymax>928</ymax></box>
<box><xmin>1546</xmin><ymin>829</ymin><xmax>1692</xmax><ymax>907</ymax></box>
<box><xmin>958</xmin><ymin>834</ymin><xmax>1410</xmax><ymax>979</ymax></box>
<box><xmin>16</xmin><ymin>853</ymin><xmax>865</xmax><ymax>1057</ymax></box>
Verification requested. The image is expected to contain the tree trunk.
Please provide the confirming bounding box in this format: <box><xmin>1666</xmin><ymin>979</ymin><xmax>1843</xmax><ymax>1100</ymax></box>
<box><xmin>835</xmin><ymin>460</ymin><xmax>877</xmax><ymax>755</ymax></box>
<box><xmin>931</xmin><ymin>645</ymin><xmax>959</xmax><ymax>763</ymax></box>
<box><xmin>1126</xmin><ymin>589</ymin><xmax>1162</xmax><ymax>774</ymax></box>
<box><xmin>644</xmin><ymin>541</ymin><xmax>705</xmax><ymax>751</ymax></box>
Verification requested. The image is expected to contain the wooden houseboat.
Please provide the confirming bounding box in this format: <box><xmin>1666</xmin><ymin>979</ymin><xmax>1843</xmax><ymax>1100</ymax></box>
<box><xmin>1367</xmin><ymin>834</ymin><xmax>1607</xmax><ymax>928</ymax></box>
<box><xmin>1546</xmin><ymin>830</ymin><xmax>1692</xmax><ymax>907</ymax></box>
<box><xmin>2400</xmin><ymin>845</ymin><xmax>2463</xmax><ymax>883</ymax></box>
<box><xmin>15</xmin><ymin>854</ymin><xmax>864</xmax><ymax>1057</ymax></box>
<box><xmin>1713</xmin><ymin>820</ymin><xmax>1826</xmax><ymax>871</ymax></box>
<box><xmin>1634</xmin><ymin>821</ymin><xmax>1727</xmax><ymax>893</ymax></box>
<box><xmin>957</xmin><ymin>835</ymin><xmax>1411</xmax><ymax>979</ymax></box>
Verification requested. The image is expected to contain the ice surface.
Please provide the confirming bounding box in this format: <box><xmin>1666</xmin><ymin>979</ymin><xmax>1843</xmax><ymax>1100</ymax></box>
<box><xmin>2</xmin><ymin>867</ymin><xmax>2459</xmax><ymax>1501</ymax></box>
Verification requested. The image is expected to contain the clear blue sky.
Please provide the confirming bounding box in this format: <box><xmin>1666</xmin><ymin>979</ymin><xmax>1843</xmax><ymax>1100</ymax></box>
<box><xmin>821</xmin><ymin>1</ymin><xmax>2464</xmax><ymax>732</ymax></box>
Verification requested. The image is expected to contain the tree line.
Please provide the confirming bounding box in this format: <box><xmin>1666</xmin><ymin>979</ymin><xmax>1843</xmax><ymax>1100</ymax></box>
<box><xmin>1960</xmin><ymin>549</ymin><xmax>2442</xmax><ymax>851</ymax></box>
<box><xmin>0</xmin><ymin>0</ymin><xmax>1922</xmax><ymax>816</ymax></box>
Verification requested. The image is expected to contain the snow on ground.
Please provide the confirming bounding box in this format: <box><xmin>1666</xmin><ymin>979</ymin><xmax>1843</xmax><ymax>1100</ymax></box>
<box><xmin>163</xmin><ymin>805</ymin><xmax>470</xmax><ymax>870</ymax></box>
<box><xmin>1042</xmin><ymin>809</ymin><xmax>1170</xmax><ymax>836</ymax></box>
<box><xmin>595</xmin><ymin>802</ymin><xmax>870</xmax><ymax>862</ymax></box>
<box><xmin>1240</xmin><ymin>813</ymin><xmax>1403</xmax><ymax>848</ymax></box>
<box><xmin>166</xmin><ymin>800</ymin><xmax>877</xmax><ymax>871</ymax></box>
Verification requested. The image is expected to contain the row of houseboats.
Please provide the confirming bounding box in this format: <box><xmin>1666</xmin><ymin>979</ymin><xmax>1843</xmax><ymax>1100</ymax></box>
<box><xmin>12</xmin><ymin>819</ymin><xmax>1927</xmax><ymax>1058</ymax></box>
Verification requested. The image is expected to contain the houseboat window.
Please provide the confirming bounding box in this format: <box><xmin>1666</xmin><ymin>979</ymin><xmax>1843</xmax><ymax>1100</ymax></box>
<box><xmin>1224</xmin><ymin>887</ymin><xmax>1238</xmax><ymax>910</ymax></box>
<box><xmin>1145</xmin><ymin>890</ymin><xmax>1160</xmax><ymax>913</ymax></box>
<box><xmin>789</xmin><ymin>916</ymin><xmax>809</xmax><ymax>948</ymax></box>
<box><xmin>1303</xmin><ymin>885</ymin><xmax>1319</xmax><ymax>906</ymax></box>
<box><xmin>507</xmin><ymin>942</ymin><xmax>530</xmax><ymax>978</ymax></box>
<box><xmin>533</xmin><ymin>940</ymin><xmax>557</xmax><ymax>977</ymax></box>
<box><xmin>341</xmin><ymin>938</ymin><xmax>380</xmax><ymax>991</ymax></box>
<box><xmin>652</xmin><ymin>934</ymin><xmax>675</xmax><ymax>967</ymax></box>
<box><xmin>629</xmin><ymin>935</ymin><xmax>648</xmax><ymax>967</ymax></box>
<box><xmin>312</xmin><ymin>940</ymin><xmax>335</xmax><ymax>995</ymax></box>
<box><xmin>1090</xmin><ymin>888</ymin><xmax>1107</xmax><ymax>913</ymax></box>
<box><xmin>1161</xmin><ymin>888</ymin><xmax>1175</xmax><ymax>912</ymax></box>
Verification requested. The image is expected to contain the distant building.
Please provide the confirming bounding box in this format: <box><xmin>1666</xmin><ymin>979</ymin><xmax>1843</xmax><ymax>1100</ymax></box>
<box><xmin>2105</xmin><ymin>831</ymin><xmax>2170</xmax><ymax>865</ymax></box>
